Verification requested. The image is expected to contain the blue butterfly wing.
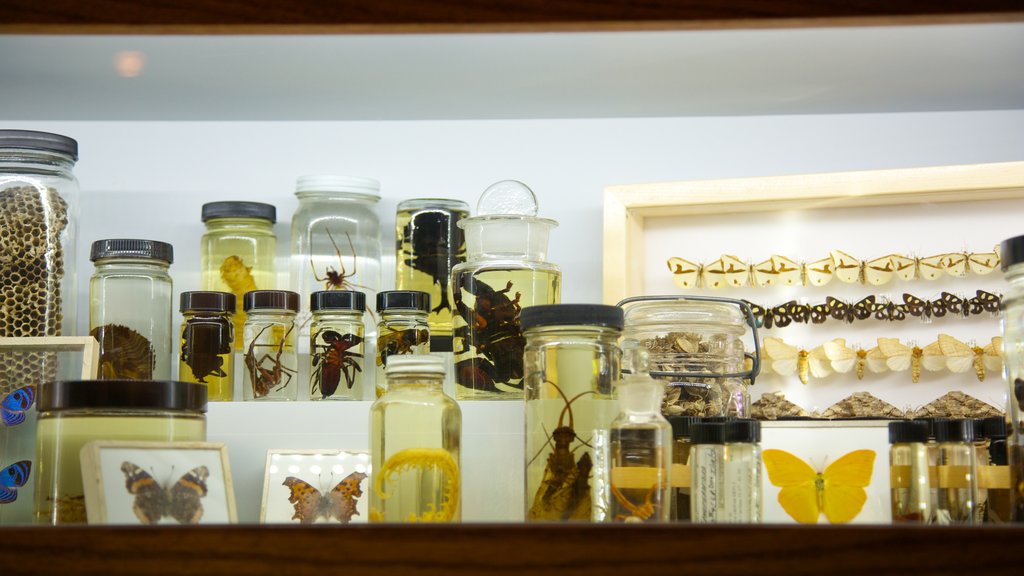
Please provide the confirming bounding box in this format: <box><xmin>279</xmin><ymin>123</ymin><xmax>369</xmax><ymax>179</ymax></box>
<box><xmin>0</xmin><ymin>460</ymin><xmax>31</xmax><ymax>504</ymax></box>
<box><xmin>1</xmin><ymin>408</ymin><xmax>26</xmax><ymax>427</ymax></box>
<box><xmin>1</xmin><ymin>386</ymin><xmax>35</xmax><ymax>426</ymax></box>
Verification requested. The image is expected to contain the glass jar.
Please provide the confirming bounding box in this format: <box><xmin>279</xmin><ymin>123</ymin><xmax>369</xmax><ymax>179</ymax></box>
<box><xmin>395</xmin><ymin>198</ymin><xmax>470</xmax><ymax>338</ymax></box>
<box><xmin>375</xmin><ymin>291</ymin><xmax>431</xmax><ymax>398</ymax></box>
<box><xmin>452</xmin><ymin>181</ymin><xmax>560</xmax><ymax>400</ymax></box>
<box><xmin>0</xmin><ymin>130</ymin><xmax>79</xmax><ymax>397</ymax></box>
<box><xmin>934</xmin><ymin>418</ymin><xmax>977</xmax><ymax>525</ymax></box>
<box><xmin>290</xmin><ymin>176</ymin><xmax>381</xmax><ymax>334</ymax></box>
<box><xmin>369</xmin><ymin>355</ymin><xmax>461</xmax><ymax>523</ymax></box>
<box><xmin>999</xmin><ymin>234</ymin><xmax>1024</xmax><ymax>520</ymax></box>
<box><xmin>667</xmin><ymin>415</ymin><xmax>699</xmax><ymax>521</ymax></box>
<box><xmin>242</xmin><ymin>290</ymin><xmax>299</xmax><ymax>401</ymax></box>
<box><xmin>34</xmin><ymin>379</ymin><xmax>207</xmax><ymax>525</ymax></box>
<box><xmin>608</xmin><ymin>374</ymin><xmax>672</xmax><ymax>523</ymax></box>
<box><xmin>200</xmin><ymin>201</ymin><xmax>277</xmax><ymax>350</ymax></box>
<box><xmin>179</xmin><ymin>291</ymin><xmax>235</xmax><ymax>401</ymax></box>
<box><xmin>310</xmin><ymin>290</ymin><xmax>366</xmax><ymax>401</ymax></box>
<box><xmin>690</xmin><ymin>419</ymin><xmax>762</xmax><ymax>523</ymax></box>
<box><xmin>522</xmin><ymin>304</ymin><xmax>622</xmax><ymax>522</ymax></box>
<box><xmin>89</xmin><ymin>239</ymin><xmax>174</xmax><ymax>380</ymax></box>
<box><xmin>888</xmin><ymin>420</ymin><xmax>931</xmax><ymax>523</ymax></box>
<box><xmin>619</xmin><ymin>295</ymin><xmax>761</xmax><ymax>418</ymax></box>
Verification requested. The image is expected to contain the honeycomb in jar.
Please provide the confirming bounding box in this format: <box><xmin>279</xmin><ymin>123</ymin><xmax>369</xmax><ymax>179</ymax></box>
<box><xmin>0</xmin><ymin>185</ymin><xmax>69</xmax><ymax>395</ymax></box>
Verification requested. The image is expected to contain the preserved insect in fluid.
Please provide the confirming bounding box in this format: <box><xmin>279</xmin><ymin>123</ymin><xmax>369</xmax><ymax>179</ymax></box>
<box><xmin>89</xmin><ymin>324</ymin><xmax>155</xmax><ymax>380</ymax></box>
<box><xmin>245</xmin><ymin>323</ymin><xmax>297</xmax><ymax>400</ymax></box>
<box><xmin>243</xmin><ymin>290</ymin><xmax>300</xmax><ymax>401</ymax></box>
<box><xmin>312</xmin><ymin>330</ymin><xmax>362</xmax><ymax>399</ymax></box>
<box><xmin>310</xmin><ymin>291</ymin><xmax>366</xmax><ymax>400</ymax></box>
<box><xmin>179</xmin><ymin>291</ymin><xmax>235</xmax><ymax>401</ymax></box>
<box><xmin>375</xmin><ymin>291</ymin><xmax>431</xmax><ymax>398</ymax></box>
<box><xmin>609</xmin><ymin>375</ymin><xmax>672</xmax><ymax>523</ymax></box>
<box><xmin>888</xmin><ymin>420</ymin><xmax>931</xmax><ymax>523</ymax></box>
<box><xmin>395</xmin><ymin>199</ymin><xmax>469</xmax><ymax>338</ymax></box>
<box><xmin>311</xmin><ymin>227</ymin><xmax>368</xmax><ymax>293</ymax></box>
<box><xmin>453</xmin><ymin>269</ymin><xmax>559</xmax><ymax>398</ymax></box>
<box><xmin>934</xmin><ymin>419</ymin><xmax>977</xmax><ymax>524</ymax></box>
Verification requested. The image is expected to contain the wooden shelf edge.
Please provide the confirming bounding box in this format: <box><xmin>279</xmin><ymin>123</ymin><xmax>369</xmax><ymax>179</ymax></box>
<box><xmin>0</xmin><ymin>523</ymin><xmax>1019</xmax><ymax>575</ymax></box>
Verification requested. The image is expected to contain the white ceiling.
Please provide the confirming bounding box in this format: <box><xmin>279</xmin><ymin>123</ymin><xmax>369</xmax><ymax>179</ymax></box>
<box><xmin>1</xmin><ymin>22</ymin><xmax>1022</xmax><ymax>121</ymax></box>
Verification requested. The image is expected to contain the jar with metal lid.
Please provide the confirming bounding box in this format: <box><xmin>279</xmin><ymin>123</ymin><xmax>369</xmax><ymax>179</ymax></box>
<box><xmin>451</xmin><ymin>180</ymin><xmax>560</xmax><ymax>400</ymax></box>
<box><xmin>934</xmin><ymin>418</ymin><xmax>978</xmax><ymax>524</ymax></box>
<box><xmin>888</xmin><ymin>420</ymin><xmax>931</xmax><ymax>523</ymax></box>
<box><xmin>200</xmin><ymin>201</ymin><xmax>277</xmax><ymax>350</ymax></box>
<box><xmin>34</xmin><ymin>379</ymin><xmax>207</xmax><ymax>525</ymax></box>
<box><xmin>310</xmin><ymin>290</ymin><xmax>366</xmax><ymax>401</ymax></box>
<box><xmin>179</xmin><ymin>291</ymin><xmax>235</xmax><ymax>401</ymax></box>
<box><xmin>999</xmin><ymin>233</ymin><xmax>1024</xmax><ymax>520</ymax></box>
<box><xmin>0</xmin><ymin>130</ymin><xmax>79</xmax><ymax>396</ymax></box>
<box><xmin>618</xmin><ymin>296</ymin><xmax>761</xmax><ymax>418</ymax></box>
<box><xmin>369</xmin><ymin>355</ymin><xmax>461</xmax><ymax>523</ymax></box>
<box><xmin>242</xmin><ymin>290</ymin><xmax>299</xmax><ymax>401</ymax></box>
<box><xmin>690</xmin><ymin>419</ymin><xmax>762</xmax><ymax>523</ymax></box>
<box><xmin>395</xmin><ymin>198</ymin><xmax>470</xmax><ymax>338</ymax></box>
<box><xmin>290</xmin><ymin>176</ymin><xmax>381</xmax><ymax>334</ymax></box>
<box><xmin>375</xmin><ymin>290</ymin><xmax>430</xmax><ymax>398</ymax></box>
<box><xmin>522</xmin><ymin>303</ymin><xmax>622</xmax><ymax>522</ymax></box>
<box><xmin>89</xmin><ymin>239</ymin><xmax>174</xmax><ymax>380</ymax></box>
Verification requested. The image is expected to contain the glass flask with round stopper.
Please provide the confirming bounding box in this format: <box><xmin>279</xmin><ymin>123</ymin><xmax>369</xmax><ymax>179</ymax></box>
<box><xmin>608</xmin><ymin>374</ymin><xmax>672</xmax><ymax>523</ymax></box>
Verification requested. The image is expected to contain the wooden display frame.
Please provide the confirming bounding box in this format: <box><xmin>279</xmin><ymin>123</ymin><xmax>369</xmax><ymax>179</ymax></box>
<box><xmin>0</xmin><ymin>336</ymin><xmax>100</xmax><ymax>380</ymax></box>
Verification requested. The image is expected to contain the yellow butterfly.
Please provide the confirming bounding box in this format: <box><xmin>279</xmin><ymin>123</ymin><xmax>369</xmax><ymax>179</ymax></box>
<box><xmin>916</xmin><ymin>253</ymin><xmax>948</xmax><ymax>281</ymax></box>
<box><xmin>863</xmin><ymin>254</ymin><xmax>897</xmax><ymax>287</ymax></box>
<box><xmin>920</xmin><ymin>339</ymin><xmax>947</xmax><ymax>374</ymax></box>
<box><xmin>763</xmin><ymin>337</ymin><xmax>810</xmax><ymax>385</ymax></box>
<box><xmin>937</xmin><ymin>333</ymin><xmax>975</xmax><ymax>376</ymax></box>
<box><xmin>877</xmin><ymin>338</ymin><xmax>924</xmax><ymax>383</ymax></box>
<box><xmin>983</xmin><ymin>336</ymin><xmax>1004</xmax><ymax>374</ymax></box>
<box><xmin>943</xmin><ymin>250</ymin><xmax>1001</xmax><ymax>277</ymax></box>
<box><xmin>763</xmin><ymin>449</ymin><xmax>876</xmax><ymax>524</ymax></box>
<box><xmin>751</xmin><ymin>255</ymin><xmax>802</xmax><ymax>287</ymax></box>
<box><xmin>830</xmin><ymin>250</ymin><xmax>862</xmax><ymax>284</ymax></box>
<box><xmin>822</xmin><ymin>338</ymin><xmax>862</xmax><ymax>378</ymax></box>
<box><xmin>703</xmin><ymin>254</ymin><xmax>749</xmax><ymax>289</ymax></box>
<box><xmin>667</xmin><ymin>256</ymin><xmax>702</xmax><ymax>289</ymax></box>
<box><xmin>802</xmin><ymin>256</ymin><xmax>834</xmax><ymax>287</ymax></box>
<box><xmin>864</xmin><ymin>345</ymin><xmax>889</xmax><ymax>376</ymax></box>
<box><xmin>889</xmin><ymin>254</ymin><xmax>917</xmax><ymax>281</ymax></box>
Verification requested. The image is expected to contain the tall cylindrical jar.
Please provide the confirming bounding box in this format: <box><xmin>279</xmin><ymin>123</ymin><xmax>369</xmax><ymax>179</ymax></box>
<box><xmin>395</xmin><ymin>198</ymin><xmax>470</xmax><ymax>339</ymax></box>
<box><xmin>522</xmin><ymin>304</ymin><xmax>623</xmax><ymax>522</ymax></box>
<box><xmin>999</xmin><ymin>234</ymin><xmax>1024</xmax><ymax>521</ymax></box>
<box><xmin>290</xmin><ymin>176</ymin><xmax>381</xmax><ymax>335</ymax></box>
<box><xmin>89</xmin><ymin>239</ymin><xmax>174</xmax><ymax>380</ymax></box>
<box><xmin>242</xmin><ymin>290</ymin><xmax>299</xmax><ymax>401</ymax></box>
<box><xmin>34</xmin><ymin>379</ymin><xmax>207</xmax><ymax>525</ymax></box>
<box><xmin>888</xmin><ymin>420</ymin><xmax>931</xmax><ymax>523</ymax></box>
<box><xmin>934</xmin><ymin>418</ymin><xmax>977</xmax><ymax>525</ymax></box>
<box><xmin>608</xmin><ymin>374</ymin><xmax>672</xmax><ymax>523</ymax></box>
<box><xmin>179</xmin><ymin>291</ymin><xmax>235</xmax><ymax>401</ymax></box>
<box><xmin>310</xmin><ymin>290</ymin><xmax>366</xmax><ymax>401</ymax></box>
<box><xmin>200</xmin><ymin>201</ymin><xmax>277</xmax><ymax>350</ymax></box>
<box><xmin>0</xmin><ymin>130</ymin><xmax>79</xmax><ymax>396</ymax></box>
<box><xmin>691</xmin><ymin>419</ymin><xmax>762</xmax><ymax>523</ymax></box>
<box><xmin>667</xmin><ymin>415</ymin><xmax>699</xmax><ymax>521</ymax></box>
<box><xmin>375</xmin><ymin>291</ymin><xmax>431</xmax><ymax>398</ymax></box>
<box><xmin>369</xmin><ymin>355</ymin><xmax>461</xmax><ymax>523</ymax></box>
<box><xmin>452</xmin><ymin>181</ymin><xmax>560</xmax><ymax>399</ymax></box>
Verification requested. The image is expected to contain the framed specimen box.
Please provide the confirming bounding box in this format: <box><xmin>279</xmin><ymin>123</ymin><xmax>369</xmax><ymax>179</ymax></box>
<box><xmin>260</xmin><ymin>449</ymin><xmax>370</xmax><ymax>524</ymax></box>
<box><xmin>80</xmin><ymin>441</ymin><xmax>237</xmax><ymax>525</ymax></box>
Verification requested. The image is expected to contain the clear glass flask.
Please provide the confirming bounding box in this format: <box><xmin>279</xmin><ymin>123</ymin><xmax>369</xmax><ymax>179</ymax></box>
<box><xmin>452</xmin><ymin>180</ymin><xmax>560</xmax><ymax>399</ymax></box>
<box><xmin>999</xmin><ymin>233</ymin><xmax>1024</xmax><ymax>520</ymax></box>
<box><xmin>934</xmin><ymin>418</ymin><xmax>977</xmax><ymax>524</ymax></box>
<box><xmin>242</xmin><ymin>290</ymin><xmax>299</xmax><ymax>401</ymax></box>
<box><xmin>667</xmin><ymin>415</ymin><xmax>699</xmax><ymax>521</ymax></box>
<box><xmin>200</xmin><ymin>201</ymin><xmax>277</xmax><ymax>350</ymax></box>
<box><xmin>888</xmin><ymin>420</ymin><xmax>931</xmax><ymax>523</ymax></box>
<box><xmin>369</xmin><ymin>355</ymin><xmax>461</xmax><ymax>522</ymax></box>
<box><xmin>522</xmin><ymin>304</ymin><xmax>622</xmax><ymax>522</ymax></box>
<box><xmin>395</xmin><ymin>198</ymin><xmax>469</xmax><ymax>338</ymax></box>
<box><xmin>375</xmin><ymin>291</ymin><xmax>430</xmax><ymax>398</ymax></box>
<box><xmin>608</xmin><ymin>374</ymin><xmax>672</xmax><ymax>523</ymax></box>
<box><xmin>89</xmin><ymin>239</ymin><xmax>174</xmax><ymax>380</ymax></box>
<box><xmin>309</xmin><ymin>290</ymin><xmax>365</xmax><ymax>401</ymax></box>
<box><xmin>179</xmin><ymin>291</ymin><xmax>235</xmax><ymax>401</ymax></box>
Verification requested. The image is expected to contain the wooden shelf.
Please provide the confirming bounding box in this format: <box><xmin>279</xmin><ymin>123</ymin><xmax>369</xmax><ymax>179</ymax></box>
<box><xmin>0</xmin><ymin>523</ymin><xmax>1020</xmax><ymax>575</ymax></box>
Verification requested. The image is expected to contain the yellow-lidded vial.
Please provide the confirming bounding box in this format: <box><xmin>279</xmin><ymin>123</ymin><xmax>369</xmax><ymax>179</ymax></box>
<box><xmin>200</xmin><ymin>201</ymin><xmax>277</xmax><ymax>350</ymax></box>
<box><xmin>34</xmin><ymin>379</ymin><xmax>207</xmax><ymax>525</ymax></box>
<box><xmin>179</xmin><ymin>291</ymin><xmax>236</xmax><ymax>401</ymax></box>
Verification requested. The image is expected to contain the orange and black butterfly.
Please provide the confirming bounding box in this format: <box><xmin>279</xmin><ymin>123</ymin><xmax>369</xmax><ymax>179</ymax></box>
<box><xmin>283</xmin><ymin>471</ymin><xmax>367</xmax><ymax>524</ymax></box>
<box><xmin>121</xmin><ymin>462</ymin><xmax>209</xmax><ymax>525</ymax></box>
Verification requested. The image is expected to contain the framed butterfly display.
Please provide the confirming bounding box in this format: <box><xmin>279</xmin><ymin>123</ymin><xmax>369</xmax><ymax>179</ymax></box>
<box><xmin>80</xmin><ymin>441</ymin><xmax>236</xmax><ymax>525</ymax></box>
<box><xmin>261</xmin><ymin>449</ymin><xmax>371</xmax><ymax>524</ymax></box>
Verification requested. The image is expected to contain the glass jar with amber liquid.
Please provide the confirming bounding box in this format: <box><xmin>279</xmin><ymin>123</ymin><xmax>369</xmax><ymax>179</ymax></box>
<box><xmin>242</xmin><ymin>290</ymin><xmax>299</xmax><ymax>401</ymax></box>
<box><xmin>179</xmin><ymin>291</ymin><xmax>235</xmax><ymax>401</ymax></box>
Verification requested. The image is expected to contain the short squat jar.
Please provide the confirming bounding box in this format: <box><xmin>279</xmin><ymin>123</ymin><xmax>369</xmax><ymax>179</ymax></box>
<box><xmin>310</xmin><ymin>290</ymin><xmax>366</xmax><ymax>401</ymax></box>
<box><xmin>179</xmin><ymin>291</ymin><xmax>236</xmax><ymax>401</ymax></box>
<box><xmin>34</xmin><ymin>379</ymin><xmax>207</xmax><ymax>525</ymax></box>
<box><xmin>89</xmin><ymin>239</ymin><xmax>174</xmax><ymax>380</ymax></box>
<box><xmin>200</xmin><ymin>201</ymin><xmax>277</xmax><ymax>350</ymax></box>
<box><xmin>375</xmin><ymin>290</ymin><xmax>431</xmax><ymax>398</ymax></box>
<box><xmin>242</xmin><ymin>290</ymin><xmax>299</xmax><ymax>401</ymax></box>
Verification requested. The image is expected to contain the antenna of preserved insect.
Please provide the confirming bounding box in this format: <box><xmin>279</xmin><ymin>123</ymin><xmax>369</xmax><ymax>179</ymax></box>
<box><xmin>527</xmin><ymin>380</ymin><xmax>594</xmax><ymax>466</ymax></box>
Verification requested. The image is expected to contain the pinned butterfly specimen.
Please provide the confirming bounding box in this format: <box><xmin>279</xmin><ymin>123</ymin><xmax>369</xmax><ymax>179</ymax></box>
<box><xmin>983</xmin><ymin>337</ymin><xmax>1004</xmax><ymax>374</ymax></box>
<box><xmin>751</xmin><ymin>255</ymin><xmax>802</xmax><ymax>287</ymax></box>
<box><xmin>827</xmin><ymin>295</ymin><xmax>875</xmax><ymax>324</ymax></box>
<box><xmin>919</xmin><ymin>339</ymin><xmax>947</xmax><ymax>374</ymax></box>
<box><xmin>942</xmin><ymin>250</ymin><xmax>1000</xmax><ymax>277</ymax></box>
<box><xmin>763</xmin><ymin>337</ymin><xmax>810</xmax><ymax>385</ymax></box>
<box><xmin>121</xmin><ymin>462</ymin><xmax>209</xmax><ymax>525</ymax></box>
<box><xmin>822</xmin><ymin>338</ymin><xmax>863</xmax><ymax>379</ymax></box>
<box><xmin>803</xmin><ymin>256</ymin><xmax>834</xmax><ymax>287</ymax></box>
<box><xmin>667</xmin><ymin>257</ymin><xmax>702</xmax><ymax>289</ymax></box>
<box><xmin>970</xmin><ymin>290</ymin><xmax>1001</xmax><ymax>314</ymax></box>
<box><xmin>871</xmin><ymin>299</ymin><xmax>907</xmax><ymax>322</ymax></box>
<box><xmin>916</xmin><ymin>253</ymin><xmax>949</xmax><ymax>281</ymax></box>
<box><xmin>2</xmin><ymin>385</ymin><xmax>35</xmax><ymax>426</ymax></box>
<box><xmin>889</xmin><ymin>254</ymin><xmax>917</xmax><ymax>281</ymax></box>
<box><xmin>877</xmin><ymin>338</ymin><xmax>924</xmax><ymax>383</ymax></box>
<box><xmin>864</xmin><ymin>345</ymin><xmax>889</xmax><ymax>376</ymax></box>
<box><xmin>830</xmin><ymin>250</ymin><xmax>862</xmax><ymax>284</ymax></box>
<box><xmin>702</xmin><ymin>254</ymin><xmax>749</xmax><ymax>289</ymax></box>
<box><xmin>863</xmin><ymin>254</ymin><xmax>899</xmax><ymax>286</ymax></box>
<box><xmin>283</xmin><ymin>471</ymin><xmax>367</xmax><ymax>524</ymax></box>
<box><xmin>762</xmin><ymin>449</ymin><xmax>876</xmax><ymax>524</ymax></box>
<box><xmin>0</xmin><ymin>460</ymin><xmax>31</xmax><ymax>504</ymax></box>
<box><xmin>902</xmin><ymin>293</ymin><xmax>946</xmax><ymax>322</ymax></box>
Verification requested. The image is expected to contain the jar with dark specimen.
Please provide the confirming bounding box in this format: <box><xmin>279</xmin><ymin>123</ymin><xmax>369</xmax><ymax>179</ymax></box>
<box><xmin>395</xmin><ymin>198</ymin><xmax>470</xmax><ymax>338</ymax></box>
<box><xmin>34</xmin><ymin>379</ymin><xmax>207</xmax><ymax>525</ymax></box>
<box><xmin>888</xmin><ymin>420</ymin><xmax>931</xmax><ymax>523</ymax></box>
<box><xmin>451</xmin><ymin>181</ymin><xmax>560</xmax><ymax>400</ymax></box>
<box><xmin>310</xmin><ymin>290</ymin><xmax>365</xmax><ymax>401</ymax></box>
<box><xmin>179</xmin><ymin>291</ymin><xmax>235</xmax><ymax>401</ymax></box>
<box><xmin>89</xmin><ymin>239</ymin><xmax>174</xmax><ymax>380</ymax></box>
<box><xmin>0</xmin><ymin>130</ymin><xmax>78</xmax><ymax>395</ymax></box>
<box><xmin>999</xmin><ymin>233</ymin><xmax>1024</xmax><ymax>520</ymax></box>
<box><xmin>375</xmin><ymin>291</ymin><xmax>430</xmax><ymax>398</ymax></box>
<box><xmin>200</xmin><ymin>201</ymin><xmax>277</xmax><ymax>350</ymax></box>
<box><xmin>242</xmin><ymin>290</ymin><xmax>299</xmax><ymax>401</ymax></box>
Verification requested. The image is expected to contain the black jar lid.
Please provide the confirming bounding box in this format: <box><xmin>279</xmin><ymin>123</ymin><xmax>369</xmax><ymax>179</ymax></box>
<box><xmin>201</xmin><ymin>201</ymin><xmax>277</xmax><ymax>223</ymax></box>
<box><xmin>430</xmin><ymin>335</ymin><xmax>453</xmax><ymax>352</ymax></box>
<box><xmin>690</xmin><ymin>422</ymin><xmax>725</xmax><ymax>445</ymax></box>
<box><xmin>180</xmin><ymin>291</ymin><xmax>236</xmax><ymax>313</ymax></box>
<box><xmin>37</xmin><ymin>380</ymin><xmax>207</xmax><ymax>413</ymax></box>
<box><xmin>667</xmin><ymin>415</ymin><xmax>701</xmax><ymax>440</ymax></box>
<box><xmin>1001</xmin><ymin>235</ymin><xmax>1024</xmax><ymax>271</ymax></box>
<box><xmin>311</xmin><ymin>290</ymin><xmax>366</xmax><ymax>312</ymax></box>
<box><xmin>376</xmin><ymin>290</ymin><xmax>431</xmax><ymax>313</ymax></box>
<box><xmin>974</xmin><ymin>416</ymin><xmax>1007</xmax><ymax>440</ymax></box>
<box><xmin>933</xmin><ymin>418</ymin><xmax>975</xmax><ymax>443</ymax></box>
<box><xmin>723</xmin><ymin>419</ymin><xmax>760</xmax><ymax>443</ymax></box>
<box><xmin>0</xmin><ymin>129</ymin><xmax>78</xmax><ymax>161</ymax></box>
<box><xmin>889</xmin><ymin>420</ymin><xmax>930</xmax><ymax>444</ymax></box>
<box><xmin>244</xmin><ymin>290</ymin><xmax>300</xmax><ymax>312</ymax></box>
<box><xmin>90</xmin><ymin>239</ymin><xmax>174</xmax><ymax>264</ymax></box>
<box><xmin>520</xmin><ymin>304</ymin><xmax>624</xmax><ymax>331</ymax></box>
